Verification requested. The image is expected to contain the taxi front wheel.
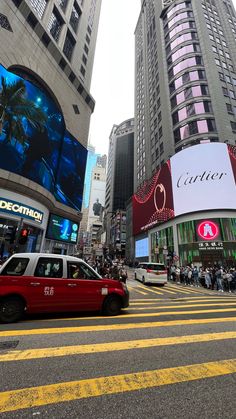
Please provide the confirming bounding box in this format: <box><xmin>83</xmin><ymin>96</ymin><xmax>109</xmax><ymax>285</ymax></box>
<box><xmin>0</xmin><ymin>297</ymin><xmax>25</xmax><ymax>323</ymax></box>
<box><xmin>103</xmin><ymin>296</ymin><xmax>122</xmax><ymax>316</ymax></box>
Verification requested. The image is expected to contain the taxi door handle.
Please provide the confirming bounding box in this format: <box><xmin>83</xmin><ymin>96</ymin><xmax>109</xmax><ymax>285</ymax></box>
<box><xmin>30</xmin><ymin>282</ymin><xmax>40</xmax><ymax>286</ymax></box>
<box><xmin>67</xmin><ymin>283</ymin><xmax>77</xmax><ymax>287</ymax></box>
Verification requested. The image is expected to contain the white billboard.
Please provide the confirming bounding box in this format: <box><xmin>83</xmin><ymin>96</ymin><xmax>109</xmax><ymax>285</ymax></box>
<box><xmin>88</xmin><ymin>179</ymin><xmax>106</xmax><ymax>219</ymax></box>
<box><xmin>135</xmin><ymin>238</ymin><xmax>149</xmax><ymax>258</ymax></box>
<box><xmin>170</xmin><ymin>143</ymin><xmax>236</xmax><ymax>216</ymax></box>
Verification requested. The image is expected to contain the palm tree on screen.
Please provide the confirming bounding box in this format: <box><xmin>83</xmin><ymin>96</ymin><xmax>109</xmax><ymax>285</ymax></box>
<box><xmin>0</xmin><ymin>76</ymin><xmax>47</xmax><ymax>144</ymax></box>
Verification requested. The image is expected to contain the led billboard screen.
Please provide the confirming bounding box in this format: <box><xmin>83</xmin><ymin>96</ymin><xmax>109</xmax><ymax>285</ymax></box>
<box><xmin>0</xmin><ymin>65</ymin><xmax>87</xmax><ymax>211</ymax></box>
<box><xmin>133</xmin><ymin>143</ymin><xmax>236</xmax><ymax>235</ymax></box>
<box><xmin>46</xmin><ymin>214</ymin><xmax>79</xmax><ymax>244</ymax></box>
<box><xmin>171</xmin><ymin>143</ymin><xmax>236</xmax><ymax>216</ymax></box>
<box><xmin>135</xmin><ymin>238</ymin><xmax>149</xmax><ymax>258</ymax></box>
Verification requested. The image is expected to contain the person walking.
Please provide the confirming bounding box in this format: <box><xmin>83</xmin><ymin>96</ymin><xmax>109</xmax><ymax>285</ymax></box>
<box><xmin>176</xmin><ymin>266</ymin><xmax>180</xmax><ymax>284</ymax></box>
<box><xmin>205</xmin><ymin>268</ymin><xmax>212</xmax><ymax>289</ymax></box>
<box><xmin>193</xmin><ymin>266</ymin><xmax>200</xmax><ymax>287</ymax></box>
<box><xmin>216</xmin><ymin>267</ymin><xmax>224</xmax><ymax>292</ymax></box>
<box><xmin>188</xmin><ymin>268</ymin><xmax>193</xmax><ymax>286</ymax></box>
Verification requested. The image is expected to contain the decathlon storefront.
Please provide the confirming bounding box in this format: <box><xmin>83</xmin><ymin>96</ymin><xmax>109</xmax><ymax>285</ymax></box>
<box><xmin>0</xmin><ymin>189</ymin><xmax>49</xmax><ymax>257</ymax></box>
<box><xmin>133</xmin><ymin>143</ymin><xmax>236</xmax><ymax>267</ymax></box>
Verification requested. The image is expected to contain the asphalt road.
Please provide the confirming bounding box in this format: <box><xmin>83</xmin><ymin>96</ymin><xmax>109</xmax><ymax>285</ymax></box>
<box><xmin>1</xmin><ymin>277</ymin><xmax>236</xmax><ymax>418</ymax></box>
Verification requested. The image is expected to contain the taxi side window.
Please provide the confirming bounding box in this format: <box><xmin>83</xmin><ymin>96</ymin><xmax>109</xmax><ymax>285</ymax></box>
<box><xmin>34</xmin><ymin>258</ymin><xmax>63</xmax><ymax>278</ymax></box>
<box><xmin>68</xmin><ymin>262</ymin><xmax>100</xmax><ymax>280</ymax></box>
<box><xmin>1</xmin><ymin>257</ymin><xmax>29</xmax><ymax>276</ymax></box>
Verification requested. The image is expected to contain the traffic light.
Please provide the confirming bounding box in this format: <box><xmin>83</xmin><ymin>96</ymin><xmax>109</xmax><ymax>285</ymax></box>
<box><xmin>4</xmin><ymin>226</ymin><xmax>17</xmax><ymax>244</ymax></box>
<box><xmin>19</xmin><ymin>228</ymin><xmax>29</xmax><ymax>245</ymax></box>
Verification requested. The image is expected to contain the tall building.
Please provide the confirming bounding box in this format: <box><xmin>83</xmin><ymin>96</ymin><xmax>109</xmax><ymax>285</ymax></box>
<box><xmin>105</xmin><ymin>118</ymin><xmax>134</xmax><ymax>249</ymax></box>
<box><xmin>105</xmin><ymin>119</ymin><xmax>134</xmax><ymax>215</ymax></box>
<box><xmin>82</xmin><ymin>145</ymin><xmax>106</xmax><ymax>210</ymax></box>
<box><xmin>79</xmin><ymin>146</ymin><xmax>106</xmax><ymax>235</ymax></box>
<box><xmin>132</xmin><ymin>0</ymin><xmax>236</xmax><ymax>266</ymax></box>
<box><xmin>135</xmin><ymin>0</ymin><xmax>236</xmax><ymax>190</ymax></box>
<box><xmin>87</xmin><ymin>164</ymin><xmax>106</xmax><ymax>230</ymax></box>
<box><xmin>0</xmin><ymin>0</ymin><xmax>102</xmax><ymax>256</ymax></box>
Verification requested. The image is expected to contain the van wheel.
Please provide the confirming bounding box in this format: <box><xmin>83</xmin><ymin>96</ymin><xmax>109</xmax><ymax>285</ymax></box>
<box><xmin>103</xmin><ymin>296</ymin><xmax>122</xmax><ymax>316</ymax></box>
<box><xmin>134</xmin><ymin>273</ymin><xmax>137</xmax><ymax>280</ymax></box>
<box><xmin>0</xmin><ymin>297</ymin><xmax>25</xmax><ymax>323</ymax></box>
<box><xmin>142</xmin><ymin>276</ymin><xmax>146</xmax><ymax>285</ymax></box>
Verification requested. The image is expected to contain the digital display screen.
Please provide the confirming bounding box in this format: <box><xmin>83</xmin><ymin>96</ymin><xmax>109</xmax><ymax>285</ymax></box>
<box><xmin>135</xmin><ymin>238</ymin><xmax>149</xmax><ymax>258</ymax></box>
<box><xmin>46</xmin><ymin>214</ymin><xmax>79</xmax><ymax>243</ymax></box>
<box><xmin>171</xmin><ymin>143</ymin><xmax>236</xmax><ymax>216</ymax></box>
<box><xmin>0</xmin><ymin>65</ymin><xmax>87</xmax><ymax>211</ymax></box>
<box><xmin>133</xmin><ymin>143</ymin><xmax>236</xmax><ymax>235</ymax></box>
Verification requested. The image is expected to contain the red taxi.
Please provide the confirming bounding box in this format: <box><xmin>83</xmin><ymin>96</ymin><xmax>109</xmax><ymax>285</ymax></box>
<box><xmin>0</xmin><ymin>254</ymin><xmax>129</xmax><ymax>323</ymax></box>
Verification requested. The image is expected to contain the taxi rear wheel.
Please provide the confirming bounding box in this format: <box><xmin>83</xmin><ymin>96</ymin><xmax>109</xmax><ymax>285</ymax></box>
<box><xmin>103</xmin><ymin>296</ymin><xmax>122</xmax><ymax>316</ymax></box>
<box><xmin>0</xmin><ymin>297</ymin><xmax>25</xmax><ymax>323</ymax></box>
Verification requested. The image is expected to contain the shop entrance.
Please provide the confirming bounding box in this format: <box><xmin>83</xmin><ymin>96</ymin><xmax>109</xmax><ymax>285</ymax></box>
<box><xmin>199</xmin><ymin>250</ymin><xmax>224</xmax><ymax>267</ymax></box>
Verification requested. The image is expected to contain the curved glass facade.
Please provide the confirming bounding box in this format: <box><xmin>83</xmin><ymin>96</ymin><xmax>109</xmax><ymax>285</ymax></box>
<box><xmin>163</xmin><ymin>0</ymin><xmax>218</xmax><ymax>149</ymax></box>
<box><xmin>0</xmin><ymin>65</ymin><xmax>87</xmax><ymax>211</ymax></box>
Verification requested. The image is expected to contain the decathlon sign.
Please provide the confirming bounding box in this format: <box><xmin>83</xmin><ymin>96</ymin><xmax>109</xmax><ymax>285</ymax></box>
<box><xmin>0</xmin><ymin>198</ymin><xmax>44</xmax><ymax>224</ymax></box>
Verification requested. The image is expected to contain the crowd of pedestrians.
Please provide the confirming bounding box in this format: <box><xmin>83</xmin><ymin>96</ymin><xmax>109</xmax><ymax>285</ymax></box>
<box><xmin>86</xmin><ymin>257</ymin><xmax>128</xmax><ymax>283</ymax></box>
<box><xmin>169</xmin><ymin>265</ymin><xmax>236</xmax><ymax>293</ymax></box>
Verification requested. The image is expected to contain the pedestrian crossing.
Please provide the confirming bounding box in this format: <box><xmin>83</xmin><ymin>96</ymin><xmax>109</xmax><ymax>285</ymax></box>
<box><xmin>1</xmin><ymin>294</ymin><xmax>236</xmax><ymax>414</ymax></box>
<box><xmin>127</xmin><ymin>280</ymin><xmax>234</xmax><ymax>297</ymax></box>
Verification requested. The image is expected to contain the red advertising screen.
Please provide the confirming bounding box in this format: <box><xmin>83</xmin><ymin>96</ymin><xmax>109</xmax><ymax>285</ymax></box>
<box><xmin>133</xmin><ymin>161</ymin><xmax>174</xmax><ymax>235</ymax></box>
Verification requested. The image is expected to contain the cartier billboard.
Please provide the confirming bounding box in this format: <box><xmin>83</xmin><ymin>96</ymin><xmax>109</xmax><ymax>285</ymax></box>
<box><xmin>133</xmin><ymin>143</ymin><xmax>236</xmax><ymax>235</ymax></box>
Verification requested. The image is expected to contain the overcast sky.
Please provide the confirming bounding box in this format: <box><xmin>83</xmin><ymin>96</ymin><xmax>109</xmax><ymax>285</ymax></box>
<box><xmin>89</xmin><ymin>0</ymin><xmax>236</xmax><ymax>156</ymax></box>
<box><xmin>89</xmin><ymin>0</ymin><xmax>140</xmax><ymax>155</ymax></box>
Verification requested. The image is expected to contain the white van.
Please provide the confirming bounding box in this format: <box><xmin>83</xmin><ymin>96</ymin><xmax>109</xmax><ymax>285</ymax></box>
<box><xmin>134</xmin><ymin>262</ymin><xmax>167</xmax><ymax>285</ymax></box>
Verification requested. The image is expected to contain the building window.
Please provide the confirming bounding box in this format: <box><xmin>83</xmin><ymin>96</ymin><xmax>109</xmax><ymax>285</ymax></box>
<box><xmin>57</xmin><ymin>0</ymin><xmax>68</xmax><ymax>12</ymax></box>
<box><xmin>80</xmin><ymin>65</ymin><xmax>86</xmax><ymax>77</ymax></box>
<box><xmin>226</xmin><ymin>103</ymin><xmax>233</xmax><ymax>113</ymax></box>
<box><xmin>222</xmin><ymin>86</ymin><xmax>229</xmax><ymax>96</ymax></box>
<box><xmin>30</xmin><ymin>0</ymin><xmax>48</xmax><ymax>19</ymax></box>
<box><xmin>84</xmin><ymin>44</ymin><xmax>89</xmax><ymax>55</ymax></box>
<box><xmin>219</xmin><ymin>72</ymin><xmax>225</xmax><ymax>81</ymax></box>
<box><xmin>48</xmin><ymin>8</ymin><xmax>64</xmax><ymax>42</ymax></box>
<box><xmin>0</xmin><ymin>13</ymin><xmax>13</xmax><ymax>32</ymax></box>
<box><xmin>82</xmin><ymin>54</ymin><xmax>87</xmax><ymax>65</ymax></box>
<box><xmin>229</xmin><ymin>90</ymin><xmax>236</xmax><ymax>99</ymax></box>
<box><xmin>63</xmin><ymin>30</ymin><xmax>76</xmax><ymax>61</ymax></box>
<box><xmin>72</xmin><ymin>104</ymin><xmax>80</xmax><ymax>114</ymax></box>
<box><xmin>59</xmin><ymin>57</ymin><xmax>66</xmax><ymax>70</ymax></box>
<box><xmin>27</xmin><ymin>12</ymin><xmax>38</xmax><ymax>29</ymax></box>
<box><xmin>231</xmin><ymin>121</ymin><xmax>236</xmax><ymax>132</ymax></box>
<box><xmin>68</xmin><ymin>71</ymin><xmax>75</xmax><ymax>82</ymax></box>
<box><xmin>70</xmin><ymin>2</ymin><xmax>81</xmax><ymax>33</ymax></box>
<box><xmin>86</xmin><ymin>34</ymin><xmax>90</xmax><ymax>44</ymax></box>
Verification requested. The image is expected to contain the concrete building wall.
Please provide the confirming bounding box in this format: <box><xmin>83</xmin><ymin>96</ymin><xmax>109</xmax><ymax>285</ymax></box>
<box><xmin>0</xmin><ymin>0</ymin><xmax>102</xmax><ymax>147</ymax></box>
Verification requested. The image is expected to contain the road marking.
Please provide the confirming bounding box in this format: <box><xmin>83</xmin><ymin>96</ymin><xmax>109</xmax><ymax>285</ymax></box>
<box><xmin>130</xmin><ymin>296</ymin><xmax>236</xmax><ymax>302</ymax></box>
<box><xmin>133</xmin><ymin>288</ymin><xmax>148</xmax><ymax>295</ymax></box>
<box><xmin>130</xmin><ymin>298</ymin><xmax>236</xmax><ymax>305</ymax></box>
<box><xmin>1</xmin><ymin>317</ymin><xmax>236</xmax><ymax>338</ymax></box>
<box><xmin>41</xmin><ymin>307</ymin><xmax>236</xmax><ymax>322</ymax></box>
<box><xmin>128</xmin><ymin>286</ymin><xmax>147</xmax><ymax>295</ymax></box>
<box><xmin>128</xmin><ymin>302</ymin><xmax>236</xmax><ymax>310</ymax></box>
<box><xmin>1</xmin><ymin>331</ymin><xmax>236</xmax><ymax>363</ymax></box>
<box><xmin>1</xmin><ymin>359</ymin><xmax>236</xmax><ymax>413</ymax></box>
<box><xmin>157</xmin><ymin>288</ymin><xmax>176</xmax><ymax>295</ymax></box>
<box><xmin>168</xmin><ymin>286</ymin><xmax>202</xmax><ymax>295</ymax></box>
<box><xmin>138</xmin><ymin>285</ymin><xmax>164</xmax><ymax>295</ymax></box>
